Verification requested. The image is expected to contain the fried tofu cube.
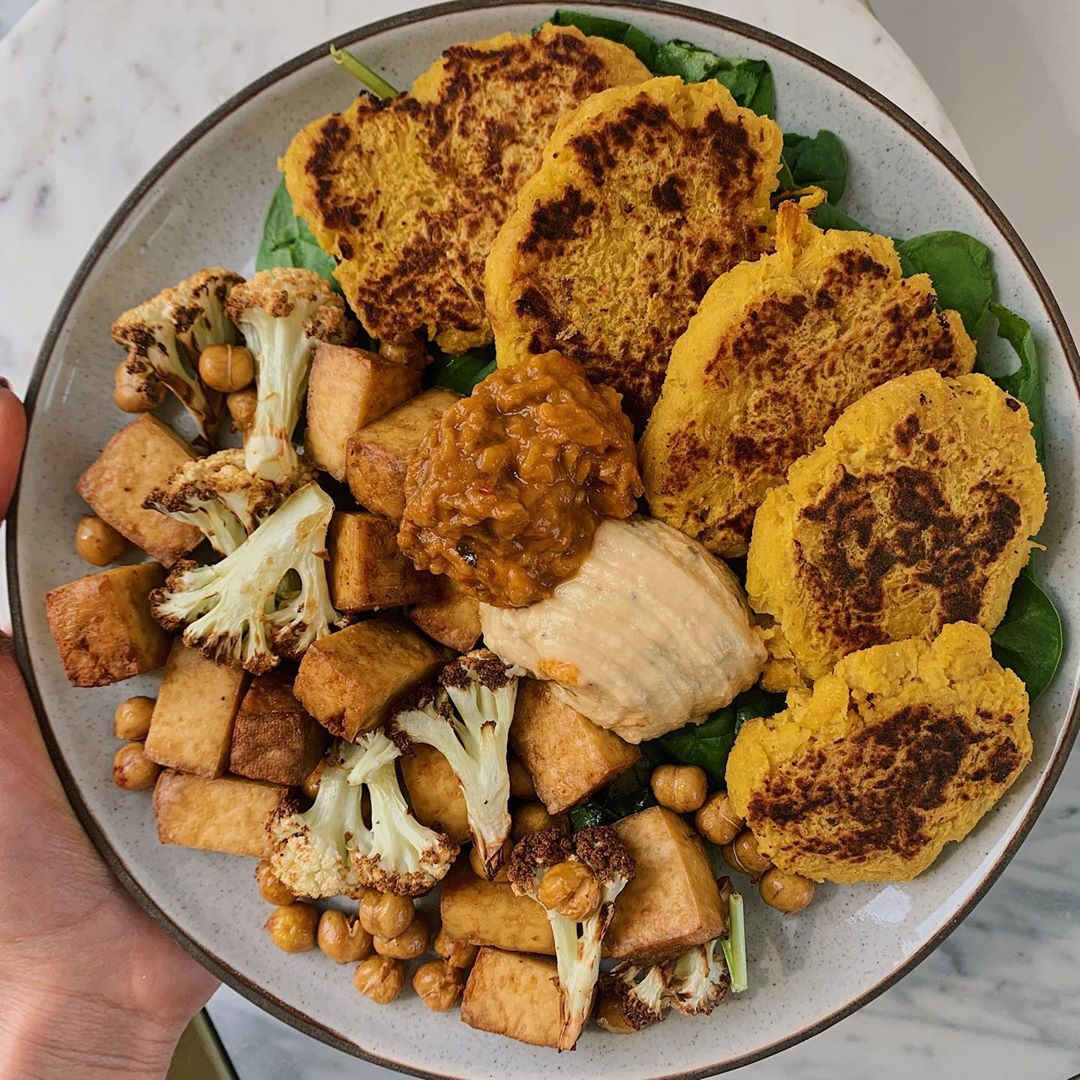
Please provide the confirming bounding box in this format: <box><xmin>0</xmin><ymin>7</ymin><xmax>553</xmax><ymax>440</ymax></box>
<box><xmin>76</xmin><ymin>414</ymin><xmax>201</xmax><ymax>566</ymax></box>
<box><xmin>510</xmin><ymin>680</ymin><xmax>641</xmax><ymax>814</ymax></box>
<box><xmin>327</xmin><ymin>510</ymin><xmax>433</xmax><ymax>612</ymax></box>
<box><xmin>605</xmin><ymin>806</ymin><xmax>726</xmax><ymax>964</ymax></box>
<box><xmin>400</xmin><ymin>745</ymin><xmax>471</xmax><ymax>844</ymax></box>
<box><xmin>293</xmin><ymin>618</ymin><xmax>444</xmax><ymax>740</ymax></box>
<box><xmin>144</xmin><ymin>640</ymin><xmax>247</xmax><ymax>778</ymax></box>
<box><xmin>440</xmin><ymin>862</ymin><xmax>554</xmax><ymax>954</ymax></box>
<box><xmin>461</xmin><ymin>948</ymin><xmax>562</xmax><ymax>1049</ymax></box>
<box><xmin>44</xmin><ymin>562</ymin><xmax>169</xmax><ymax>687</ymax></box>
<box><xmin>152</xmin><ymin>770</ymin><xmax>286</xmax><ymax>857</ymax></box>
<box><xmin>407</xmin><ymin>577</ymin><xmax>482</xmax><ymax>653</ymax></box>
<box><xmin>306</xmin><ymin>343</ymin><xmax>424</xmax><ymax>480</ymax></box>
<box><xmin>228</xmin><ymin>671</ymin><xmax>328</xmax><ymax>786</ymax></box>
<box><xmin>345</xmin><ymin>387</ymin><xmax>460</xmax><ymax>521</ymax></box>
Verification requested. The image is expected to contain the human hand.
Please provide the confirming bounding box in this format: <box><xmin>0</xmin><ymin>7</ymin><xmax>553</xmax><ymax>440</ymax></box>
<box><xmin>0</xmin><ymin>381</ymin><xmax>218</xmax><ymax>1079</ymax></box>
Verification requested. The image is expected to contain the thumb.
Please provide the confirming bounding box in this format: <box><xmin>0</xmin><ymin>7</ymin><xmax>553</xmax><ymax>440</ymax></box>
<box><xmin>0</xmin><ymin>380</ymin><xmax>27</xmax><ymax>521</ymax></box>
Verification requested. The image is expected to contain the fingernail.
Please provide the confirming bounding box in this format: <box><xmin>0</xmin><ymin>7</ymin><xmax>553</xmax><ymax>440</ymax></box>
<box><xmin>0</xmin><ymin>377</ymin><xmax>10</xmax><ymax>391</ymax></box>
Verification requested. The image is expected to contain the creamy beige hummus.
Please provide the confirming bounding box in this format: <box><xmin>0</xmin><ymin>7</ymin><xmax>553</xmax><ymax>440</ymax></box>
<box><xmin>480</xmin><ymin>517</ymin><xmax>766</xmax><ymax>742</ymax></box>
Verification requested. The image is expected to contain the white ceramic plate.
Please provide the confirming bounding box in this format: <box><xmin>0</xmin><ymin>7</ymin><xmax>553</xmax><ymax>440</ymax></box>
<box><xmin>7</xmin><ymin>2</ymin><xmax>1079</xmax><ymax>1077</ymax></box>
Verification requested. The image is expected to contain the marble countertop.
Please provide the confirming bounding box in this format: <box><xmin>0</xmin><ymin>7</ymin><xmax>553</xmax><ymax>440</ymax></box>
<box><xmin>1</xmin><ymin>1</ymin><xmax>1077</xmax><ymax>1077</ymax></box>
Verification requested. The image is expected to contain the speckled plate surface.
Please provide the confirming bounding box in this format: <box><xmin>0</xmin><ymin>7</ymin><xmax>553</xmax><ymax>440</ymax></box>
<box><xmin>7</xmin><ymin>2</ymin><xmax>1079</xmax><ymax>1077</ymax></box>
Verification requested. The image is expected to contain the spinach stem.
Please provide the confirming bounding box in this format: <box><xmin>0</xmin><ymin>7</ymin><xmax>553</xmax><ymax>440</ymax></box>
<box><xmin>329</xmin><ymin>45</ymin><xmax>398</xmax><ymax>98</ymax></box>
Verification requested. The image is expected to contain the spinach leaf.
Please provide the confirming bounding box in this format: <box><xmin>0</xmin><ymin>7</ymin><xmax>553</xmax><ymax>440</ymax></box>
<box><xmin>256</xmin><ymin>179</ymin><xmax>339</xmax><ymax>284</ymax></box>
<box><xmin>550</xmin><ymin>9</ymin><xmax>658</xmax><ymax>68</ymax></box>
<box><xmin>653</xmin><ymin>43</ymin><xmax>775</xmax><ymax>117</ymax></box>
<box><xmin>427</xmin><ymin>347</ymin><xmax>497</xmax><ymax>396</ymax></box>
<box><xmin>550</xmin><ymin>10</ymin><xmax>774</xmax><ymax>115</ymax></box>
<box><xmin>780</xmin><ymin>130</ymin><xmax>847</xmax><ymax>203</ymax></box>
<box><xmin>329</xmin><ymin>45</ymin><xmax>398</xmax><ymax>98</ymax></box>
<box><xmin>982</xmin><ymin>301</ymin><xmax>1045</xmax><ymax>464</ymax></box>
<box><xmin>894</xmin><ymin>231</ymin><xmax>993</xmax><ymax>338</ymax></box>
<box><xmin>569</xmin><ymin>750</ymin><xmax>663</xmax><ymax>830</ymax></box>
<box><xmin>992</xmin><ymin>567</ymin><xmax>1062</xmax><ymax>701</ymax></box>
<box><xmin>809</xmin><ymin>202</ymin><xmax>869</xmax><ymax>232</ymax></box>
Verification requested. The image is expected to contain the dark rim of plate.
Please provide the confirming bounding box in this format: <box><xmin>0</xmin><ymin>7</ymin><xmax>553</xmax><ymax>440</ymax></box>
<box><xmin>5</xmin><ymin>2</ymin><xmax>1080</xmax><ymax>1078</ymax></box>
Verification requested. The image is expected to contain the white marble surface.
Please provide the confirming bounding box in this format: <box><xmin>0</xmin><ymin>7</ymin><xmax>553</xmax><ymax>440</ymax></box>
<box><xmin>0</xmin><ymin>1</ymin><xmax>1077</xmax><ymax>1078</ymax></box>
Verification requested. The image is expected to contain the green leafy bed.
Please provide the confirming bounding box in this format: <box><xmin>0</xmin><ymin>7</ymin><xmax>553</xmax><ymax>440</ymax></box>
<box><xmin>257</xmin><ymin>10</ymin><xmax>1063</xmax><ymax>809</ymax></box>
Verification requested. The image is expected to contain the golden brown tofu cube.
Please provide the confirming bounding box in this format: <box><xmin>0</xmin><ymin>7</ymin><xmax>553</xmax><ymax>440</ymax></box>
<box><xmin>44</xmin><ymin>562</ymin><xmax>170</xmax><ymax>687</ymax></box>
<box><xmin>76</xmin><ymin>415</ymin><xmax>202</xmax><ymax>566</ymax></box>
<box><xmin>306</xmin><ymin>343</ymin><xmax>423</xmax><ymax>481</ymax></box>
<box><xmin>228</xmin><ymin>671</ymin><xmax>328</xmax><ymax>786</ymax></box>
<box><xmin>327</xmin><ymin>510</ymin><xmax>433</xmax><ymax>612</ymax></box>
<box><xmin>511</xmin><ymin>680</ymin><xmax>641</xmax><ymax>814</ymax></box>
<box><xmin>606</xmin><ymin>806</ymin><xmax>726</xmax><ymax>964</ymax></box>
<box><xmin>440</xmin><ymin>862</ymin><xmax>554</xmax><ymax>955</ymax></box>
<box><xmin>400</xmin><ymin>744</ymin><xmax>471</xmax><ymax>844</ymax></box>
<box><xmin>407</xmin><ymin>577</ymin><xmax>482</xmax><ymax>653</ymax></box>
<box><xmin>144</xmin><ymin>640</ymin><xmax>247</xmax><ymax>777</ymax></box>
<box><xmin>462</xmin><ymin>948</ymin><xmax>562</xmax><ymax>1049</ymax></box>
<box><xmin>345</xmin><ymin>387</ymin><xmax>460</xmax><ymax>521</ymax></box>
<box><xmin>152</xmin><ymin>770</ymin><xmax>286</xmax><ymax>857</ymax></box>
<box><xmin>293</xmin><ymin>618</ymin><xmax>444</xmax><ymax>740</ymax></box>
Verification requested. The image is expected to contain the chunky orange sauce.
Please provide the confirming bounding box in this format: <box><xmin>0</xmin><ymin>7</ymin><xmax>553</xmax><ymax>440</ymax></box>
<box><xmin>399</xmin><ymin>351</ymin><xmax>642</xmax><ymax>607</ymax></box>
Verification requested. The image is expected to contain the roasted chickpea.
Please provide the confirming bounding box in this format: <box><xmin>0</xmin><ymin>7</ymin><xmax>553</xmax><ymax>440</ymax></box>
<box><xmin>254</xmin><ymin>859</ymin><xmax>296</xmax><ymax>906</ymax></box>
<box><xmin>318</xmin><ymin>909</ymin><xmax>374</xmax><ymax>963</ymax></box>
<box><xmin>113</xmin><ymin>361</ymin><xmax>164</xmax><ymax>413</ymax></box>
<box><xmin>353</xmin><ymin>954</ymin><xmax>405</xmax><ymax>1004</ymax></box>
<box><xmin>508</xmin><ymin>755</ymin><xmax>536</xmax><ymax>801</ymax></box>
<box><xmin>759</xmin><ymin>868</ymin><xmax>814</xmax><ymax>914</ymax></box>
<box><xmin>359</xmin><ymin>891</ymin><xmax>414</xmax><ymax>940</ymax></box>
<box><xmin>112</xmin><ymin>742</ymin><xmax>160</xmax><ymax>791</ymax></box>
<box><xmin>75</xmin><ymin>515</ymin><xmax>128</xmax><ymax>566</ymax></box>
<box><xmin>199</xmin><ymin>343</ymin><xmax>255</xmax><ymax>393</ymax></box>
<box><xmin>469</xmin><ymin>838</ymin><xmax>511</xmax><ymax>880</ymax></box>
<box><xmin>433</xmin><ymin>927</ymin><xmax>478</xmax><ymax>970</ymax></box>
<box><xmin>265</xmin><ymin>901</ymin><xmax>319</xmax><ymax>953</ymax></box>
<box><xmin>378</xmin><ymin>337</ymin><xmax>428</xmax><ymax>366</ymax></box>
<box><xmin>374</xmin><ymin>913</ymin><xmax>430</xmax><ymax>960</ymax></box>
<box><xmin>594</xmin><ymin>990</ymin><xmax>636</xmax><ymax>1034</ymax></box>
<box><xmin>226</xmin><ymin>388</ymin><xmax>258</xmax><ymax>433</ymax></box>
<box><xmin>412</xmin><ymin>959</ymin><xmax>464</xmax><ymax>1012</ymax></box>
<box><xmin>695</xmin><ymin>792</ymin><xmax>744</xmax><ymax>847</ymax></box>
<box><xmin>650</xmin><ymin>764</ymin><xmax>708</xmax><ymax>813</ymax></box>
<box><xmin>721</xmin><ymin>830</ymin><xmax>772</xmax><ymax>879</ymax></box>
<box><xmin>113</xmin><ymin>695</ymin><xmax>155</xmax><ymax>741</ymax></box>
<box><xmin>536</xmin><ymin>860</ymin><xmax>601</xmax><ymax>920</ymax></box>
<box><xmin>301</xmin><ymin>760</ymin><xmax>324</xmax><ymax>801</ymax></box>
<box><xmin>512</xmin><ymin>802</ymin><xmax>566</xmax><ymax>842</ymax></box>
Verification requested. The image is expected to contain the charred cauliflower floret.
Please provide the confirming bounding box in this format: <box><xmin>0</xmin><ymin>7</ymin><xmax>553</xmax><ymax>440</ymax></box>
<box><xmin>150</xmin><ymin>481</ymin><xmax>337</xmax><ymax>673</ymax></box>
<box><xmin>112</xmin><ymin>267</ymin><xmax>244</xmax><ymax>439</ymax></box>
<box><xmin>508</xmin><ymin>826</ymin><xmax>634</xmax><ymax>1051</ymax></box>
<box><xmin>389</xmin><ymin>650</ymin><xmax>522</xmax><ymax>877</ymax></box>
<box><xmin>226</xmin><ymin>268</ymin><xmax>348</xmax><ymax>482</ymax></box>
<box><xmin>267</xmin><ymin>744</ymin><xmax>365</xmax><ymax>900</ymax></box>
<box><xmin>143</xmin><ymin>448</ymin><xmax>312</xmax><ymax>555</ymax></box>
<box><xmin>343</xmin><ymin>729</ymin><xmax>458</xmax><ymax>896</ymax></box>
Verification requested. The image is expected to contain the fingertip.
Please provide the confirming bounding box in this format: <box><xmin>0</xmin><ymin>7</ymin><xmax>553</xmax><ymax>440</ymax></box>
<box><xmin>0</xmin><ymin>381</ymin><xmax>27</xmax><ymax>521</ymax></box>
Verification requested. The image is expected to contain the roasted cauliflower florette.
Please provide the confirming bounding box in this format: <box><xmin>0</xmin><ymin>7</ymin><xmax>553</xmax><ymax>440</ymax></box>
<box><xmin>508</xmin><ymin>826</ymin><xmax>634</xmax><ymax>1051</ymax></box>
<box><xmin>267</xmin><ymin>743</ymin><xmax>366</xmax><ymax>900</ymax></box>
<box><xmin>389</xmin><ymin>650</ymin><xmax>522</xmax><ymax>877</ymax></box>
<box><xmin>150</xmin><ymin>481</ymin><xmax>337</xmax><ymax>673</ymax></box>
<box><xmin>143</xmin><ymin>448</ymin><xmax>312</xmax><ymax>556</ymax></box>
<box><xmin>343</xmin><ymin>729</ymin><xmax>459</xmax><ymax>896</ymax></box>
<box><xmin>112</xmin><ymin>267</ymin><xmax>244</xmax><ymax>440</ymax></box>
<box><xmin>226</xmin><ymin>268</ymin><xmax>348</xmax><ymax>482</ymax></box>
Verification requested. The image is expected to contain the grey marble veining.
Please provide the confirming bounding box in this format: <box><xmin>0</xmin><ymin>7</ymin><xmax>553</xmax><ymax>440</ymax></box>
<box><xmin>0</xmin><ymin>1</ymin><xmax>1077</xmax><ymax>1078</ymax></box>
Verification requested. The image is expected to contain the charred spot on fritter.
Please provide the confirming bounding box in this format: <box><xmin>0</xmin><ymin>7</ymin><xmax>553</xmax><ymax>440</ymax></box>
<box><xmin>521</xmin><ymin>186</ymin><xmax>597</xmax><ymax>253</ymax></box>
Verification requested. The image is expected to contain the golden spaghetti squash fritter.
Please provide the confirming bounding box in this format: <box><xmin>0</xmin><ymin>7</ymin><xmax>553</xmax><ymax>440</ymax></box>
<box><xmin>486</xmin><ymin>76</ymin><xmax>783</xmax><ymax>427</ymax></box>
<box><xmin>747</xmin><ymin>369</ymin><xmax>1046</xmax><ymax>691</ymax></box>
<box><xmin>641</xmin><ymin>202</ymin><xmax>977</xmax><ymax>556</ymax></box>
<box><xmin>725</xmin><ymin>622</ymin><xmax>1031</xmax><ymax>883</ymax></box>
<box><xmin>283</xmin><ymin>26</ymin><xmax>649</xmax><ymax>352</ymax></box>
